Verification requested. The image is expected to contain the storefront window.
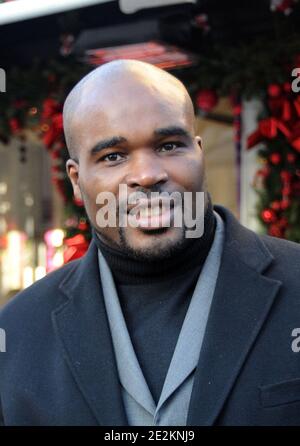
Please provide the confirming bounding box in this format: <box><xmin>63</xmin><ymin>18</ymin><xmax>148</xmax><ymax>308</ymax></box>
<box><xmin>0</xmin><ymin>136</ymin><xmax>64</xmax><ymax>306</ymax></box>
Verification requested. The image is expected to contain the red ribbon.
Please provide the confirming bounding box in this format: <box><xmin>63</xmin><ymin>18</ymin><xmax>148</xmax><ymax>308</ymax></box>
<box><xmin>41</xmin><ymin>111</ymin><xmax>63</xmax><ymax>149</ymax></box>
<box><xmin>249</xmin><ymin>91</ymin><xmax>300</xmax><ymax>150</ymax></box>
<box><xmin>247</xmin><ymin>117</ymin><xmax>291</xmax><ymax>149</ymax></box>
<box><xmin>64</xmin><ymin>234</ymin><xmax>89</xmax><ymax>263</ymax></box>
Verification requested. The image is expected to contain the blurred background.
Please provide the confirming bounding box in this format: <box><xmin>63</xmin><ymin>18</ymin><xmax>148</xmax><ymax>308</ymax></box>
<box><xmin>0</xmin><ymin>0</ymin><xmax>300</xmax><ymax>305</ymax></box>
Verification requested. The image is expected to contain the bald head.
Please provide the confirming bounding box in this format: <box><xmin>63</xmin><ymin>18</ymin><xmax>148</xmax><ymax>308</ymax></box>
<box><xmin>63</xmin><ymin>59</ymin><xmax>195</xmax><ymax>158</ymax></box>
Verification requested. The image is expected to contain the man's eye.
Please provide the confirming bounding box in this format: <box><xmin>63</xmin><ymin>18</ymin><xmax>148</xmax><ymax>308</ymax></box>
<box><xmin>100</xmin><ymin>152</ymin><xmax>124</xmax><ymax>162</ymax></box>
<box><xmin>159</xmin><ymin>142</ymin><xmax>182</xmax><ymax>152</ymax></box>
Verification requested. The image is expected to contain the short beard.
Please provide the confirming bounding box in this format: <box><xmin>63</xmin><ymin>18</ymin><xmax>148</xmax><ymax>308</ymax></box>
<box><xmin>118</xmin><ymin>225</ymin><xmax>193</xmax><ymax>262</ymax></box>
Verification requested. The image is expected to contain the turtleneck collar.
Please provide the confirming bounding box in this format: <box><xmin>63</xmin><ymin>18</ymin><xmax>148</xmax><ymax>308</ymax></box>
<box><xmin>93</xmin><ymin>196</ymin><xmax>216</xmax><ymax>285</ymax></box>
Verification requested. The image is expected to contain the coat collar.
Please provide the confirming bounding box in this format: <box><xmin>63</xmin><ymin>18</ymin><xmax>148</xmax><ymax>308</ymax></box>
<box><xmin>53</xmin><ymin>205</ymin><xmax>282</xmax><ymax>426</ymax></box>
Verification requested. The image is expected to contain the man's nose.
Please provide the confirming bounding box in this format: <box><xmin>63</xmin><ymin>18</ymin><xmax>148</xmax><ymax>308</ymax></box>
<box><xmin>125</xmin><ymin>151</ymin><xmax>169</xmax><ymax>188</ymax></box>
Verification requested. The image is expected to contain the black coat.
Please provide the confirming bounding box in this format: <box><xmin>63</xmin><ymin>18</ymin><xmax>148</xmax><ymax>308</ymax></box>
<box><xmin>1</xmin><ymin>205</ymin><xmax>300</xmax><ymax>426</ymax></box>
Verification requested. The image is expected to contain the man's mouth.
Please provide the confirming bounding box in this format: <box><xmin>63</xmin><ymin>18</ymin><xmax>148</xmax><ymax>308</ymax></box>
<box><xmin>126</xmin><ymin>198</ymin><xmax>175</xmax><ymax>230</ymax></box>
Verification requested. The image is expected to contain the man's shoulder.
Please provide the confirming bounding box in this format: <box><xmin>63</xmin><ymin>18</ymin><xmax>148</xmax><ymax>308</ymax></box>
<box><xmin>254</xmin><ymin>232</ymin><xmax>300</xmax><ymax>282</ymax></box>
<box><xmin>0</xmin><ymin>258</ymin><xmax>81</xmax><ymax>327</ymax></box>
<box><xmin>259</xmin><ymin>232</ymin><xmax>300</xmax><ymax>260</ymax></box>
<box><xmin>217</xmin><ymin>205</ymin><xmax>300</xmax><ymax>283</ymax></box>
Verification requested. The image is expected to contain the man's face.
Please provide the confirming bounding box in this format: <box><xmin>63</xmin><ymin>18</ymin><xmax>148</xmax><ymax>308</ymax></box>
<box><xmin>66</xmin><ymin>78</ymin><xmax>206</xmax><ymax>260</ymax></box>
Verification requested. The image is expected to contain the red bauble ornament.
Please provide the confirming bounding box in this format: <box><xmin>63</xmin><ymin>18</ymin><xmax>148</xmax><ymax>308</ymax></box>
<box><xmin>278</xmin><ymin>216</ymin><xmax>289</xmax><ymax>228</ymax></box>
<box><xmin>196</xmin><ymin>89</ymin><xmax>218</xmax><ymax>112</ymax></box>
<box><xmin>269</xmin><ymin>152</ymin><xmax>282</xmax><ymax>165</ymax></box>
<box><xmin>42</xmin><ymin>129</ymin><xmax>55</xmax><ymax>148</ymax></box>
<box><xmin>261</xmin><ymin>208</ymin><xmax>277</xmax><ymax>224</ymax></box>
<box><xmin>280</xmin><ymin>170</ymin><xmax>292</xmax><ymax>182</ymax></box>
<box><xmin>73</xmin><ymin>196</ymin><xmax>84</xmax><ymax>207</ymax></box>
<box><xmin>256</xmin><ymin>167</ymin><xmax>269</xmax><ymax>178</ymax></box>
<box><xmin>270</xmin><ymin>200</ymin><xmax>282</xmax><ymax>211</ymax></box>
<box><xmin>282</xmin><ymin>185</ymin><xmax>292</xmax><ymax>196</ymax></box>
<box><xmin>268</xmin><ymin>84</ymin><xmax>281</xmax><ymax>98</ymax></box>
<box><xmin>233</xmin><ymin>104</ymin><xmax>242</xmax><ymax>115</ymax></box>
<box><xmin>78</xmin><ymin>221</ymin><xmax>88</xmax><ymax>231</ymax></box>
<box><xmin>283</xmin><ymin>82</ymin><xmax>292</xmax><ymax>93</ymax></box>
<box><xmin>281</xmin><ymin>198</ymin><xmax>291</xmax><ymax>210</ymax></box>
<box><xmin>268</xmin><ymin>224</ymin><xmax>282</xmax><ymax>238</ymax></box>
<box><xmin>9</xmin><ymin>117</ymin><xmax>21</xmax><ymax>134</ymax></box>
<box><xmin>51</xmin><ymin>113</ymin><xmax>63</xmax><ymax>131</ymax></box>
<box><xmin>287</xmin><ymin>153</ymin><xmax>296</xmax><ymax>163</ymax></box>
<box><xmin>50</xmin><ymin>149</ymin><xmax>61</xmax><ymax>160</ymax></box>
<box><xmin>42</xmin><ymin>98</ymin><xmax>60</xmax><ymax>120</ymax></box>
<box><xmin>259</xmin><ymin>166</ymin><xmax>271</xmax><ymax>178</ymax></box>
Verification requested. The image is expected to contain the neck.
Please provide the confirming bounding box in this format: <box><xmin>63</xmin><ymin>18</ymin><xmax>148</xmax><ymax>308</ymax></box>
<box><xmin>93</xmin><ymin>197</ymin><xmax>216</xmax><ymax>285</ymax></box>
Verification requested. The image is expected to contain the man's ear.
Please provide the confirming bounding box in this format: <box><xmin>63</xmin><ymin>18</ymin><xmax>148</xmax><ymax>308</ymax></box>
<box><xmin>195</xmin><ymin>136</ymin><xmax>203</xmax><ymax>150</ymax></box>
<box><xmin>66</xmin><ymin>159</ymin><xmax>83</xmax><ymax>202</ymax></box>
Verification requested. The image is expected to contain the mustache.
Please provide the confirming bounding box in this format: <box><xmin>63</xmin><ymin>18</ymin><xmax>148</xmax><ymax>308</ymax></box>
<box><xmin>117</xmin><ymin>186</ymin><xmax>185</xmax><ymax>215</ymax></box>
<box><xmin>127</xmin><ymin>185</ymin><xmax>168</xmax><ymax>198</ymax></box>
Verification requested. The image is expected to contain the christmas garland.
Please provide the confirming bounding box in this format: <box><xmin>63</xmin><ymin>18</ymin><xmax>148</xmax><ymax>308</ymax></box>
<box><xmin>190</xmin><ymin>34</ymin><xmax>300</xmax><ymax>242</ymax></box>
<box><xmin>1</xmin><ymin>31</ymin><xmax>300</xmax><ymax>261</ymax></box>
<box><xmin>247</xmin><ymin>82</ymin><xmax>300</xmax><ymax>241</ymax></box>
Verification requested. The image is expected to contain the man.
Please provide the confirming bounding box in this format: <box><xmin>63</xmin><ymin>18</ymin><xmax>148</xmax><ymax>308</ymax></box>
<box><xmin>1</xmin><ymin>60</ymin><xmax>300</xmax><ymax>426</ymax></box>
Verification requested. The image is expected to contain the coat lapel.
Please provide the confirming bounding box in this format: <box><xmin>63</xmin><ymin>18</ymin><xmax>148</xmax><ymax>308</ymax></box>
<box><xmin>187</xmin><ymin>206</ymin><xmax>282</xmax><ymax>426</ymax></box>
<box><xmin>52</xmin><ymin>241</ymin><xmax>128</xmax><ymax>426</ymax></box>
